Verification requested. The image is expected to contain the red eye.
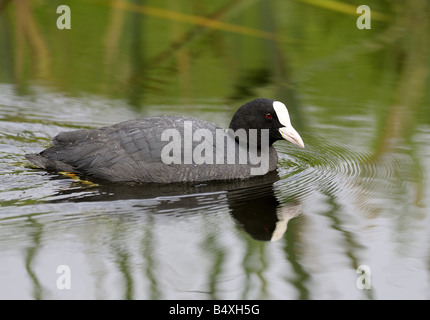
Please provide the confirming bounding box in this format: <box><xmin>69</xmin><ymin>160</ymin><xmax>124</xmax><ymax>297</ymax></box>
<box><xmin>265</xmin><ymin>113</ymin><xmax>272</xmax><ymax>119</ymax></box>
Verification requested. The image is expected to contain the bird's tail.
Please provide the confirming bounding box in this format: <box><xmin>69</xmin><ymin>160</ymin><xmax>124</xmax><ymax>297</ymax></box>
<box><xmin>25</xmin><ymin>153</ymin><xmax>75</xmax><ymax>172</ymax></box>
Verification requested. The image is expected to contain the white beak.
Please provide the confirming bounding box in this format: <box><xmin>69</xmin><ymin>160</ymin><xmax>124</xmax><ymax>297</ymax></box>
<box><xmin>273</xmin><ymin>101</ymin><xmax>305</xmax><ymax>148</ymax></box>
<box><xmin>279</xmin><ymin>126</ymin><xmax>305</xmax><ymax>148</ymax></box>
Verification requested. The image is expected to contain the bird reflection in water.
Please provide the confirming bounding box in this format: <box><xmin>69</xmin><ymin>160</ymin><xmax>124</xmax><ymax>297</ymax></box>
<box><xmin>47</xmin><ymin>171</ymin><xmax>302</xmax><ymax>241</ymax></box>
<box><xmin>225</xmin><ymin>174</ymin><xmax>301</xmax><ymax>241</ymax></box>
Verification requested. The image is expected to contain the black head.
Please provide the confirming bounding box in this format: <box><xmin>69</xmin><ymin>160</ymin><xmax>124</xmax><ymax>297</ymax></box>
<box><xmin>229</xmin><ymin>98</ymin><xmax>304</xmax><ymax>147</ymax></box>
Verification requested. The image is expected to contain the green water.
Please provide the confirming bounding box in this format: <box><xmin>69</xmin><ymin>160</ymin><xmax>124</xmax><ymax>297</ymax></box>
<box><xmin>0</xmin><ymin>0</ymin><xmax>429</xmax><ymax>299</ymax></box>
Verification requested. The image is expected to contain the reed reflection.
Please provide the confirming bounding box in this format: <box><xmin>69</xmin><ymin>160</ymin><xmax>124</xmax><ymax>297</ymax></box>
<box><xmin>46</xmin><ymin>171</ymin><xmax>301</xmax><ymax>242</ymax></box>
<box><xmin>226</xmin><ymin>181</ymin><xmax>301</xmax><ymax>241</ymax></box>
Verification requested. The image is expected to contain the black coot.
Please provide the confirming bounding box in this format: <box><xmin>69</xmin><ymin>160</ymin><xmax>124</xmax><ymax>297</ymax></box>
<box><xmin>25</xmin><ymin>98</ymin><xmax>304</xmax><ymax>183</ymax></box>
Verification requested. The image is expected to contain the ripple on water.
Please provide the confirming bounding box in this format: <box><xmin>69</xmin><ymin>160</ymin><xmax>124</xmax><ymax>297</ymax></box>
<box><xmin>274</xmin><ymin>133</ymin><xmax>416</xmax><ymax>210</ymax></box>
<box><xmin>0</xmin><ymin>83</ymin><xmax>136</xmax><ymax>128</ymax></box>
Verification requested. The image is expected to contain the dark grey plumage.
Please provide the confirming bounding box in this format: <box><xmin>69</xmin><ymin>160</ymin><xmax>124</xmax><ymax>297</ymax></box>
<box><xmin>25</xmin><ymin>98</ymin><xmax>304</xmax><ymax>183</ymax></box>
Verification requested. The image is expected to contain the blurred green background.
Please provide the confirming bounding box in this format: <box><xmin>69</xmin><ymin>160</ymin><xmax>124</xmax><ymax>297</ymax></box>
<box><xmin>1</xmin><ymin>0</ymin><xmax>430</xmax><ymax>300</ymax></box>
<box><xmin>1</xmin><ymin>0</ymin><xmax>429</xmax><ymax>145</ymax></box>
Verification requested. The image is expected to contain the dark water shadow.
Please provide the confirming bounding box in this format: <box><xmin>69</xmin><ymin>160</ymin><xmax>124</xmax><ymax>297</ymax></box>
<box><xmin>46</xmin><ymin>171</ymin><xmax>302</xmax><ymax>242</ymax></box>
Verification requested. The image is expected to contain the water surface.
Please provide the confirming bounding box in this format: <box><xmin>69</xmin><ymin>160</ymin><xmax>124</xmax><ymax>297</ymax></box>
<box><xmin>0</xmin><ymin>0</ymin><xmax>429</xmax><ymax>300</ymax></box>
